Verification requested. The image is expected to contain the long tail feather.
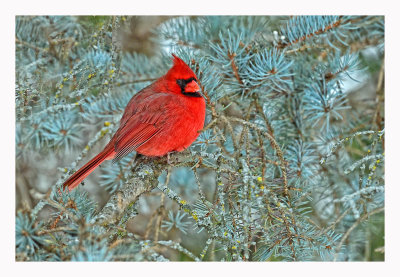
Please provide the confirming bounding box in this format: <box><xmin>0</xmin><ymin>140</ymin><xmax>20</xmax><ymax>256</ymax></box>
<box><xmin>63</xmin><ymin>145</ymin><xmax>115</xmax><ymax>191</ymax></box>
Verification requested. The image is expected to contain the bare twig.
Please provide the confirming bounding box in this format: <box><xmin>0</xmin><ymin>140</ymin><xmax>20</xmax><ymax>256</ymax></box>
<box><xmin>334</xmin><ymin>206</ymin><xmax>384</xmax><ymax>261</ymax></box>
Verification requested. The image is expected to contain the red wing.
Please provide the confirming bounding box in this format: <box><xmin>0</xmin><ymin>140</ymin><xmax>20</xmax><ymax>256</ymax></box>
<box><xmin>111</xmin><ymin>92</ymin><xmax>172</xmax><ymax>162</ymax></box>
<box><xmin>113</xmin><ymin>122</ymin><xmax>162</xmax><ymax>162</ymax></box>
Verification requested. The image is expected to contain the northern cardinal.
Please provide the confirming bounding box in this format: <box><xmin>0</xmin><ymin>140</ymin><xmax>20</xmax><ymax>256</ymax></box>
<box><xmin>63</xmin><ymin>54</ymin><xmax>206</xmax><ymax>191</ymax></box>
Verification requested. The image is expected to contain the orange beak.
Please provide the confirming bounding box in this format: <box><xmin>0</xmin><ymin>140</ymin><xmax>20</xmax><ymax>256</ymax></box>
<box><xmin>184</xmin><ymin>80</ymin><xmax>200</xmax><ymax>93</ymax></box>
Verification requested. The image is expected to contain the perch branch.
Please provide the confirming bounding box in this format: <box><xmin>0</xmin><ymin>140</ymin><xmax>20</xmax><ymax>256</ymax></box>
<box><xmin>94</xmin><ymin>152</ymin><xmax>192</xmax><ymax>228</ymax></box>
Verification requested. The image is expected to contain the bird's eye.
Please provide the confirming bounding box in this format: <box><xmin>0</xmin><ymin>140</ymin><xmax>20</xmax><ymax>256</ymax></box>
<box><xmin>177</xmin><ymin>79</ymin><xmax>186</xmax><ymax>90</ymax></box>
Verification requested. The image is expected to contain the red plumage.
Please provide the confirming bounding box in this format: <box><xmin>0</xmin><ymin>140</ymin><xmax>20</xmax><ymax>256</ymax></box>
<box><xmin>63</xmin><ymin>55</ymin><xmax>206</xmax><ymax>190</ymax></box>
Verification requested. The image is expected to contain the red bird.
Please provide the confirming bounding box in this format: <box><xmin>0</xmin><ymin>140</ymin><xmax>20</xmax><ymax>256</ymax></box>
<box><xmin>63</xmin><ymin>54</ymin><xmax>206</xmax><ymax>191</ymax></box>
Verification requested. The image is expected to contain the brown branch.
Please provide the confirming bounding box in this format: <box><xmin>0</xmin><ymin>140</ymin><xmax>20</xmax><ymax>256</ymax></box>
<box><xmin>94</xmin><ymin>152</ymin><xmax>192</xmax><ymax>227</ymax></box>
<box><xmin>38</xmin><ymin>226</ymin><xmax>75</xmax><ymax>235</ymax></box>
<box><xmin>277</xmin><ymin>17</ymin><xmax>343</xmax><ymax>49</ymax></box>
<box><xmin>116</xmin><ymin>78</ymin><xmax>157</xmax><ymax>86</ymax></box>
<box><xmin>190</xmin><ymin>59</ymin><xmax>218</xmax><ymax>119</ymax></box>
<box><xmin>372</xmin><ymin>60</ymin><xmax>385</xmax><ymax>137</ymax></box>
<box><xmin>334</xmin><ymin>206</ymin><xmax>384</xmax><ymax>261</ymax></box>
<box><xmin>285</xmin><ymin>44</ymin><xmax>311</xmax><ymax>55</ymax></box>
<box><xmin>237</xmin><ymin>101</ymin><xmax>255</xmax><ymax>162</ymax></box>
<box><xmin>144</xmin><ymin>210</ymin><xmax>158</xmax><ymax>240</ymax></box>
<box><xmin>227</xmin><ymin>52</ymin><xmax>243</xmax><ymax>85</ymax></box>
<box><xmin>227</xmin><ymin>116</ymin><xmax>289</xmax><ymax>195</ymax></box>
<box><xmin>220</xmin><ymin>115</ymin><xmax>239</xmax><ymax>155</ymax></box>
<box><xmin>320</xmin><ymin>208</ymin><xmax>351</xmax><ymax>236</ymax></box>
<box><xmin>15</xmin><ymin>37</ymin><xmax>48</xmax><ymax>53</ymax></box>
<box><xmin>254</xmin><ymin>98</ymin><xmax>275</xmax><ymax>138</ymax></box>
<box><xmin>154</xmin><ymin>168</ymin><xmax>170</xmax><ymax>242</ymax></box>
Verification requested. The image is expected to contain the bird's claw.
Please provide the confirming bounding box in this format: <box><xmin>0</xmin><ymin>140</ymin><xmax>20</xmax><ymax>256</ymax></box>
<box><xmin>167</xmin><ymin>152</ymin><xmax>177</xmax><ymax>165</ymax></box>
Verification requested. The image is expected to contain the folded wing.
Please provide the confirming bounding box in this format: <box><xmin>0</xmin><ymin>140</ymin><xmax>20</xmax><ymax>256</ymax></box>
<box><xmin>112</xmin><ymin>92</ymin><xmax>175</xmax><ymax>162</ymax></box>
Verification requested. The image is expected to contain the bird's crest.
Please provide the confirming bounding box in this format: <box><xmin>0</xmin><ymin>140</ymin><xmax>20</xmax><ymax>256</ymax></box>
<box><xmin>171</xmin><ymin>53</ymin><xmax>188</xmax><ymax>67</ymax></box>
<box><xmin>168</xmin><ymin>54</ymin><xmax>197</xmax><ymax>80</ymax></box>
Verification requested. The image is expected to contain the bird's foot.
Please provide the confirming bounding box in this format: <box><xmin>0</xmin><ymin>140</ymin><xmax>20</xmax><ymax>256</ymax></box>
<box><xmin>167</xmin><ymin>152</ymin><xmax>172</xmax><ymax>165</ymax></box>
<box><xmin>167</xmin><ymin>151</ymin><xmax>177</xmax><ymax>165</ymax></box>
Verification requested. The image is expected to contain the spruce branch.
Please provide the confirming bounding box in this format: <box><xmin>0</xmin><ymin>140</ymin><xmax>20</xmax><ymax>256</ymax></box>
<box><xmin>94</xmin><ymin>152</ymin><xmax>193</xmax><ymax>227</ymax></box>
<box><xmin>15</xmin><ymin>15</ymin><xmax>385</xmax><ymax>262</ymax></box>
<box><xmin>334</xmin><ymin>206</ymin><xmax>384</xmax><ymax>261</ymax></box>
